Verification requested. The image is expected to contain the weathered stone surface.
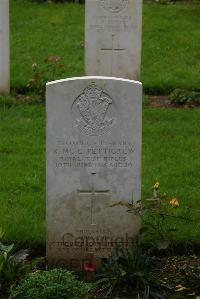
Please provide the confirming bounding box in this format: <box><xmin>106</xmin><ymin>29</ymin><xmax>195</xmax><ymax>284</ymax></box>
<box><xmin>85</xmin><ymin>0</ymin><xmax>143</xmax><ymax>80</ymax></box>
<box><xmin>0</xmin><ymin>0</ymin><xmax>10</xmax><ymax>94</ymax></box>
<box><xmin>46</xmin><ymin>76</ymin><xmax>142</xmax><ymax>271</ymax></box>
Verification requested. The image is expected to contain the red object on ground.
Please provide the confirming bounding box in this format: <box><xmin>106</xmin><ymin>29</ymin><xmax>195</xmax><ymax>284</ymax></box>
<box><xmin>84</xmin><ymin>261</ymin><xmax>96</xmax><ymax>272</ymax></box>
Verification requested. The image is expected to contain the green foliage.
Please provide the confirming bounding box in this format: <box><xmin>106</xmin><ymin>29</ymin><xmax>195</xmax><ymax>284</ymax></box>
<box><xmin>95</xmin><ymin>247</ymin><xmax>165</xmax><ymax>299</ymax></box>
<box><xmin>9</xmin><ymin>269</ymin><xmax>90</xmax><ymax>299</ymax></box>
<box><xmin>110</xmin><ymin>180</ymin><xmax>198</xmax><ymax>252</ymax></box>
<box><xmin>0</xmin><ymin>96</ymin><xmax>16</xmax><ymax>108</ymax></box>
<box><xmin>169</xmin><ymin>89</ymin><xmax>200</xmax><ymax>106</ymax></box>
<box><xmin>140</xmin><ymin>183</ymin><xmax>180</xmax><ymax>250</ymax></box>
<box><xmin>126</xmin><ymin>182</ymin><xmax>196</xmax><ymax>251</ymax></box>
<box><xmin>27</xmin><ymin>56</ymin><xmax>65</xmax><ymax>101</ymax></box>
<box><xmin>0</xmin><ymin>230</ymin><xmax>29</xmax><ymax>294</ymax></box>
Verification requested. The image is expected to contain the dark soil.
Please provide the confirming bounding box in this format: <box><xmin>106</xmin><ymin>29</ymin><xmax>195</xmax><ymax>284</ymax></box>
<box><xmin>146</xmin><ymin>95</ymin><xmax>200</xmax><ymax>109</ymax></box>
<box><xmin>102</xmin><ymin>255</ymin><xmax>200</xmax><ymax>299</ymax></box>
<box><xmin>153</xmin><ymin>255</ymin><xmax>200</xmax><ymax>298</ymax></box>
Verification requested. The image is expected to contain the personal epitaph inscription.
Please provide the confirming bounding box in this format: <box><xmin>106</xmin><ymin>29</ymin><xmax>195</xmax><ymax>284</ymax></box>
<box><xmin>46</xmin><ymin>76</ymin><xmax>142</xmax><ymax>271</ymax></box>
<box><xmin>85</xmin><ymin>0</ymin><xmax>143</xmax><ymax>80</ymax></box>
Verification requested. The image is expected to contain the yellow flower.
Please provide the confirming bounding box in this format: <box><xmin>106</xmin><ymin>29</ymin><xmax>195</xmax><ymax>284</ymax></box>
<box><xmin>169</xmin><ymin>198</ymin><xmax>179</xmax><ymax>207</ymax></box>
<box><xmin>175</xmin><ymin>284</ymin><xmax>187</xmax><ymax>292</ymax></box>
<box><xmin>153</xmin><ymin>181</ymin><xmax>160</xmax><ymax>190</ymax></box>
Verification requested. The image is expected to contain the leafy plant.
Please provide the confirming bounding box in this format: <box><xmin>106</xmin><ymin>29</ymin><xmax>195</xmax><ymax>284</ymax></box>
<box><xmin>9</xmin><ymin>268</ymin><xmax>90</xmax><ymax>299</ymax></box>
<box><xmin>139</xmin><ymin>182</ymin><xmax>194</xmax><ymax>251</ymax></box>
<box><xmin>0</xmin><ymin>229</ymin><xmax>29</xmax><ymax>294</ymax></box>
<box><xmin>111</xmin><ymin>182</ymin><xmax>192</xmax><ymax>251</ymax></box>
<box><xmin>27</xmin><ymin>56</ymin><xmax>65</xmax><ymax>101</ymax></box>
<box><xmin>94</xmin><ymin>247</ymin><xmax>166</xmax><ymax>299</ymax></box>
<box><xmin>169</xmin><ymin>89</ymin><xmax>200</xmax><ymax>107</ymax></box>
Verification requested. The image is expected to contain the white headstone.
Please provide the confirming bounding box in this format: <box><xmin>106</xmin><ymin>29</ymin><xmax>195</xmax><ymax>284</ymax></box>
<box><xmin>85</xmin><ymin>0</ymin><xmax>142</xmax><ymax>80</ymax></box>
<box><xmin>46</xmin><ymin>76</ymin><xmax>142</xmax><ymax>270</ymax></box>
<box><xmin>0</xmin><ymin>0</ymin><xmax>10</xmax><ymax>94</ymax></box>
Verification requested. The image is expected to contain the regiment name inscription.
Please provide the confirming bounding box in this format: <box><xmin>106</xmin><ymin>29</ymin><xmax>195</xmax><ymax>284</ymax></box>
<box><xmin>54</xmin><ymin>139</ymin><xmax>135</xmax><ymax>169</ymax></box>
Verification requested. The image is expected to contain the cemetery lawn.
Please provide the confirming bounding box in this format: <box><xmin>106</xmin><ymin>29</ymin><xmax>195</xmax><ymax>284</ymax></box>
<box><xmin>10</xmin><ymin>1</ymin><xmax>200</xmax><ymax>94</ymax></box>
<box><xmin>0</xmin><ymin>103</ymin><xmax>200</xmax><ymax>245</ymax></box>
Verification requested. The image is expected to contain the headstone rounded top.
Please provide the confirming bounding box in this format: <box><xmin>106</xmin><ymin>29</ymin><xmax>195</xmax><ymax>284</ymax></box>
<box><xmin>100</xmin><ymin>0</ymin><xmax>128</xmax><ymax>13</ymax></box>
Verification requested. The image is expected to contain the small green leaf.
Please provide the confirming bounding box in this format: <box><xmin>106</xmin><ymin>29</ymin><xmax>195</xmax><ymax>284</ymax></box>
<box><xmin>156</xmin><ymin>240</ymin><xmax>170</xmax><ymax>250</ymax></box>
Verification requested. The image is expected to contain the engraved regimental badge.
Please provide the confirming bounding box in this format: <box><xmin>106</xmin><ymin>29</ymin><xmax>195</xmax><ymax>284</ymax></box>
<box><xmin>100</xmin><ymin>0</ymin><xmax>128</xmax><ymax>13</ymax></box>
<box><xmin>72</xmin><ymin>83</ymin><xmax>116</xmax><ymax>136</ymax></box>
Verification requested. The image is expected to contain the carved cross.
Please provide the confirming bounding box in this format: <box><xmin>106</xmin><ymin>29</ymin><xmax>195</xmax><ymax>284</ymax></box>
<box><xmin>77</xmin><ymin>173</ymin><xmax>109</xmax><ymax>225</ymax></box>
<box><xmin>101</xmin><ymin>34</ymin><xmax>126</xmax><ymax>75</ymax></box>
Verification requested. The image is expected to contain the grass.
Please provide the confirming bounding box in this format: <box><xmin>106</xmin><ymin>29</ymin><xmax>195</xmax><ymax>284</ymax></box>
<box><xmin>0</xmin><ymin>102</ymin><xmax>45</xmax><ymax>243</ymax></box>
<box><xmin>0</xmin><ymin>100</ymin><xmax>200</xmax><ymax>244</ymax></box>
<box><xmin>10</xmin><ymin>1</ymin><xmax>200</xmax><ymax>94</ymax></box>
<box><xmin>10</xmin><ymin>1</ymin><xmax>85</xmax><ymax>91</ymax></box>
<box><xmin>142</xmin><ymin>3</ymin><xmax>200</xmax><ymax>93</ymax></box>
<box><xmin>143</xmin><ymin>108</ymin><xmax>200</xmax><ymax>243</ymax></box>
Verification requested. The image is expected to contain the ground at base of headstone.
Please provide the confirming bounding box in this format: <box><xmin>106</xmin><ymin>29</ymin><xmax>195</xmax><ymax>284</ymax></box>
<box><xmin>0</xmin><ymin>241</ymin><xmax>199</xmax><ymax>299</ymax></box>
<box><xmin>92</xmin><ymin>255</ymin><xmax>200</xmax><ymax>298</ymax></box>
<box><xmin>29</xmin><ymin>248</ymin><xmax>199</xmax><ymax>298</ymax></box>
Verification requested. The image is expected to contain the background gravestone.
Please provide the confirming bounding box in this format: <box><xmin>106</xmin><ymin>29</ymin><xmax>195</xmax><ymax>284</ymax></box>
<box><xmin>85</xmin><ymin>0</ymin><xmax>143</xmax><ymax>80</ymax></box>
<box><xmin>0</xmin><ymin>0</ymin><xmax>10</xmax><ymax>94</ymax></box>
<box><xmin>46</xmin><ymin>76</ymin><xmax>142</xmax><ymax>270</ymax></box>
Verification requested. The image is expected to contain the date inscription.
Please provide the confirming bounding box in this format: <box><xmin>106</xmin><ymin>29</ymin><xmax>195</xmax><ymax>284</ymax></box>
<box><xmin>54</xmin><ymin>139</ymin><xmax>135</xmax><ymax>169</ymax></box>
